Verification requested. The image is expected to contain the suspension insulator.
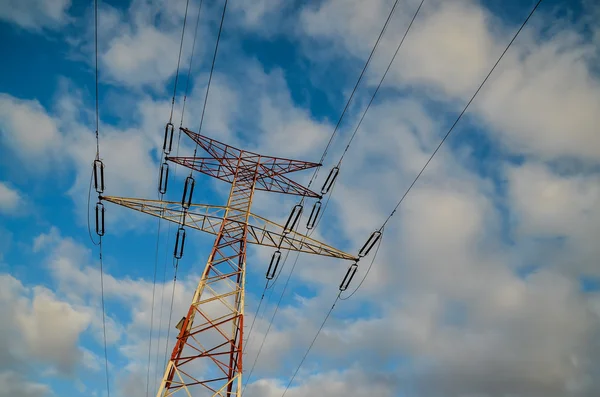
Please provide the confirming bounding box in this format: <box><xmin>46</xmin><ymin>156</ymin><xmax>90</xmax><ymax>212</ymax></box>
<box><xmin>339</xmin><ymin>262</ymin><xmax>358</xmax><ymax>292</ymax></box>
<box><xmin>306</xmin><ymin>200</ymin><xmax>322</xmax><ymax>230</ymax></box>
<box><xmin>158</xmin><ymin>162</ymin><xmax>169</xmax><ymax>194</ymax></box>
<box><xmin>95</xmin><ymin>202</ymin><xmax>105</xmax><ymax>236</ymax></box>
<box><xmin>358</xmin><ymin>230</ymin><xmax>382</xmax><ymax>258</ymax></box>
<box><xmin>283</xmin><ymin>204</ymin><xmax>303</xmax><ymax>234</ymax></box>
<box><xmin>93</xmin><ymin>159</ymin><xmax>105</xmax><ymax>194</ymax></box>
<box><xmin>174</xmin><ymin>227</ymin><xmax>186</xmax><ymax>259</ymax></box>
<box><xmin>163</xmin><ymin>122</ymin><xmax>175</xmax><ymax>155</ymax></box>
<box><xmin>181</xmin><ymin>176</ymin><xmax>195</xmax><ymax>209</ymax></box>
<box><xmin>266</xmin><ymin>250</ymin><xmax>282</xmax><ymax>280</ymax></box>
<box><xmin>321</xmin><ymin>166</ymin><xmax>339</xmax><ymax>195</ymax></box>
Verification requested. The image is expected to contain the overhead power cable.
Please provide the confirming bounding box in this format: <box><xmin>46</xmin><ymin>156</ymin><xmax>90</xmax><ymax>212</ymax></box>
<box><xmin>241</xmin><ymin>0</ymin><xmax>405</xmax><ymax>389</ymax></box>
<box><xmin>310</xmin><ymin>0</ymin><xmax>402</xmax><ymax>181</ymax></box>
<box><xmin>90</xmin><ymin>0</ymin><xmax>110</xmax><ymax>396</ymax></box>
<box><xmin>309</xmin><ymin>0</ymin><xmax>425</xmax><ymax>233</ymax></box>
<box><xmin>145</xmin><ymin>1</ymin><xmax>192</xmax><ymax>396</ymax></box>
<box><xmin>276</xmin><ymin>2</ymin><xmax>545</xmax><ymax>394</ymax></box>
<box><xmin>190</xmin><ymin>0</ymin><xmax>229</xmax><ymax>161</ymax></box>
<box><xmin>154</xmin><ymin>0</ymin><xmax>226</xmax><ymax>386</ymax></box>
<box><xmin>179</xmin><ymin>0</ymin><xmax>205</xmax><ymax>129</ymax></box>
<box><xmin>378</xmin><ymin>0</ymin><xmax>545</xmax><ymax>231</ymax></box>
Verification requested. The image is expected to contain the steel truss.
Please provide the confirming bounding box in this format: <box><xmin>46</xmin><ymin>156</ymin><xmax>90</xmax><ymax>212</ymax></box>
<box><xmin>103</xmin><ymin>128</ymin><xmax>356</xmax><ymax>397</ymax></box>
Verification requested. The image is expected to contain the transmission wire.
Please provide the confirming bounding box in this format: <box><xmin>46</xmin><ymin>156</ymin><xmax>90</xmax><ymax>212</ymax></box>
<box><xmin>281</xmin><ymin>295</ymin><xmax>339</xmax><ymax>397</ymax></box>
<box><xmin>312</xmin><ymin>0</ymin><xmax>402</xmax><ymax>175</ymax></box>
<box><xmin>275</xmin><ymin>4</ymin><xmax>546</xmax><ymax>394</ymax></box>
<box><xmin>145</xmin><ymin>1</ymin><xmax>191</xmax><ymax>394</ymax></box>
<box><xmin>190</xmin><ymin>0</ymin><xmax>229</xmax><ymax>163</ymax></box>
<box><xmin>91</xmin><ymin>0</ymin><xmax>110</xmax><ymax>395</ymax></box>
<box><xmin>168</xmin><ymin>0</ymin><xmax>191</xmax><ymax>123</ymax></box>
<box><xmin>379</xmin><ymin>0</ymin><xmax>545</xmax><ymax>231</ymax></box>
<box><xmin>337</xmin><ymin>0</ymin><xmax>424</xmax><ymax>168</ymax></box>
<box><xmin>307</xmin><ymin>0</ymin><xmax>424</xmax><ymax>234</ymax></box>
<box><xmin>180</xmin><ymin>0</ymin><xmax>204</xmax><ymax>128</ymax></box>
<box><xmin>152</xmin><ymin>0</ymin><xmax>204</xmax><ymax>380</ymax></box>
<box><xmin>242</xmin><ymin>251</ymin><xmax>303</xmax><ymax>395</ymax></box>
<box><xmin>243</xmin><ymin>0</ymin><xmax>412</xmax><ymax>390</ymax></box>
<box><xmin>145</xmin><ymin>218</ymin><xmax>162</xmax><ymax>397</ymax></box>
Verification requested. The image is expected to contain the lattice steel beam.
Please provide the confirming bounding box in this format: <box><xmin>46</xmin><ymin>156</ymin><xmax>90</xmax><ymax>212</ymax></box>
<box><xmin>101</xmin><ymin>196</ymin><xmax>357</xmax><ymax>261</ymax></box>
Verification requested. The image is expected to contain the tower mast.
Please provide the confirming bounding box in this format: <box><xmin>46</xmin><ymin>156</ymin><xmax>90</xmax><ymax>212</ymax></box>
<box><xmin>102</xmin><ymin>127</ymin><xmax>356</xmax><ymax>396</ymax></box>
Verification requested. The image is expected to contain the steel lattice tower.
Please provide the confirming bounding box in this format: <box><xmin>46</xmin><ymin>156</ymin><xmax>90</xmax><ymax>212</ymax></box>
<box><xmin>102</xmin><ymin>127</ymin><xmax>356</xmax><ymax>396</ymax></box>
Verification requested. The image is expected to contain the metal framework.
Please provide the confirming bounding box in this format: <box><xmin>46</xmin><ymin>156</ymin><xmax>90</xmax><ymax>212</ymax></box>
<box><xmin>102</xmin><ymin>128</ymin><xmax>356</xmax><ymax>397</ymax></box>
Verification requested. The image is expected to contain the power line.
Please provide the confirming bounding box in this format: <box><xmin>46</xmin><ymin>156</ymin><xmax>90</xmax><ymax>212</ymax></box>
<box><xmin>145</xmin><ymin>218</ymin><xmax>162</xmax><ymax>397</ymax></box>
<box><xmin>91</xmin><ymin>0</ymin><xmax>110</xmax><ymax>396</ymax></box>
<box><xmin>98</xmin><ymin>239</ymin><xmax>111</xmax><ymax>397</ymax></box>
<box><xmin>309</xmin><ymin>0</ymin><xmax>425</xmax><ymax>234</ymax></box>
<box><xmin>379</xmin><ymin>0</ymin><xmax>545</xmax><ymax>231</ymax></box>
<box><xmin>281</xmin><ymin>296</ymin><xmax>338</xmax><ymax>397</ymax></box>
<box><xmin>274</xmin><ymin>1</ymin><xmax>545</xmax><ymax>393</ymax></box>
<box><xmin>312</xmin><ymin>0</ymin><xmax>402</xmax><ymax>176</ymax></box>
<box><xmin>191</xmin><ymin>0</ymin><xmax>228</xmax><ymax>160</ymax></box>
<box><xmin>94</xmin><ymin>0</ymin><xmax>100</xmax><ymax>158</ymax></box>
<box><xmin>242</xmin><ymin>250</ymin><xmax>303</xmax><ymax>395</ymax></box>
<box><xmin>241</xmin><ymin>1</ymin><xmax>408</xmax><ymax>388</ymax></box>
<box><xmin>146</xmin><ymin>2</ymin><xmax>191</xmax><ymax>395</ymax></box>
<box><xmin>180</xmin><ymin>0</ymin><xmax>205</xmax><ymax>128</ymax></box>
<box><xmin>168</xmin><ymin>0</ymin><xmax>191</xmax><ymax>124</ymax></box>
<box><xmin>337</xmin><ymin>0</ymin><xmax>425</xmax><ymax>167</ymax></box>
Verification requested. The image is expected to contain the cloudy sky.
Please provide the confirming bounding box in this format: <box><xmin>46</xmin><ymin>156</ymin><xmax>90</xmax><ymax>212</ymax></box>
<box><xmin>1</xmin><ymin>0</ymin><xmax>600</xmax><ymax>396</ymax></box>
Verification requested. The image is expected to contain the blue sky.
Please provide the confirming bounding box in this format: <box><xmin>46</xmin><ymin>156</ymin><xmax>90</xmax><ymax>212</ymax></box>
<box><xmin>1</xmin><ymin>0</ymin><xmax>600</xmax><ymax>396</ymax></box>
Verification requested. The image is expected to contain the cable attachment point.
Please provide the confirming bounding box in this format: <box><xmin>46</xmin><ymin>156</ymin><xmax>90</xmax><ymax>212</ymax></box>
<box><xmin>93</xmin><ymin>159</ymin><xmax>105</xmax><ymax>194</ymax></box>
<box><xmin>283</xmin><ymin>204</ymin><xmax>303</xmax><ymax>234</ymax></box>
<box><xmin>174</xmin><ymin>227</ymin><xmax>186</xmax><ymax>259</ymax></box>
<box><xmin>158</xmin><ymin>162</ymin><xmax>169</xmax><ymax>194</ymax></box>
<box><xmin>266</xmin><ymin>250</ymin><xmax>281</xmax><ymax>280</ymax></box>
<box><xmin>321</xmin><ymin>166</ymin><xmax>339</xmax><ymax>195</ymax></box>
<box><xmin>181</xmin><ymin>175</ymin><xmax>195</xmax><ymax>209</ymax></box>
<box><xmin>95</xmin><ymin>201</ymin><xmax>105</xmax><ymax>236</ymax></box>
<box><xmin>358</xmin><ymin>230</ymin><xmax>382</xmax><ymax>258</ymax></box>
<box><xmin>306</xmin><ymin>200</ymin><xmax>322</xmax><ymax>230</ymax></box>
<box><xmin>339</xmin><ymin>261</ymin><xmax>358</xmax><ymax>291</ymax></box>
<box><xmin>163</xmin><ymin>122</ymin><xmax>175</xmax><ymax>155</ymax></box>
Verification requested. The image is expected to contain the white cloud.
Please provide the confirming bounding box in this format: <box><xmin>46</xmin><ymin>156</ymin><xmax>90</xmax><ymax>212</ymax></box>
<box><xmin>0</xmin><ymin>371</ymin><xmax>50</xmax><ymax>397</ymax></box>
<box><xmin>102</xmin><ymin>25</ymin><xmax>185</xmax><ymax>87</ymax></box>
<box><xmin>0</xmin><ymin>0</ymin><xmax>71</xmax><ymax>31</ymax></box>
<box><xmin>298</xmin><ymin>0</ymin><xmax>600</xmax><ymax>163</ymax></box>
<box><xmin>0</xmin><ymin>89</ymin><xmax>161</xmax><ymax>231</ymax></box>
<box><xmin>0</xmin><ymin>273</ymin><xmax>91</xmax><ymax>381</ymax></box>
<box><xmin>0</xmin><ymin>182</ymin><xmax>22</xmax><ymax>215</ymax></box>
<box><xmin>477</xmin><ymin>29</ymin><xmax>600</xmax><ymax>162</ymax></box>
<box><xmin>507</xmin><ymin>162</ymin><xmax>600</xmax><ymax>277</ymax></box>
<box><xmin>0</xmin><ymin>94</ymin><xmax>63</xmax><ymax>170</ymax></box>
<box><xmin>2</xmin><ymin>1</ymin><xmax>600</xmax><ymax>396</ymax></box>
<box><xmin>89</xmin><ymin>0</ymin><xmax>207</xmax><ymax>88</ymax></box>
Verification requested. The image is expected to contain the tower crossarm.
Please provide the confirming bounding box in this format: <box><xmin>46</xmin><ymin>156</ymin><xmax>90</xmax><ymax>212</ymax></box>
<box><xmin>246</xmin><ymin>213</ymin><xmax>357</xmax><ymax>261</ymax></box>
<box><xmin>167</xmin><ymin>156</ymin><xmax>237</xmax><ymax>183</ymax></box>
<box><xmin>101</xmin><ymin>196</ymin><xmax>356</xmax><ymax>261</ymax></box>
<box><xmin>100</xmin><ymin>196</ymin><xmax>227</xmax><ymax>235</ymax></box>
<box><xmin>167</xmin><ymin>156</ymin><xmax>321</xmax><ymax>198</ymax></box>
<box><xmin>179</xmin><ymin>127</ymin><xmax>321</xmax><ymax>175</ymax></box>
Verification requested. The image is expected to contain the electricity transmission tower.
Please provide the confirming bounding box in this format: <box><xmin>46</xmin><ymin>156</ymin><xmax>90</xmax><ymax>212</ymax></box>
<box><xmin>102</xmin><ymin>127</ymin><xmax>356</xmax><ymax>396</ymax></box>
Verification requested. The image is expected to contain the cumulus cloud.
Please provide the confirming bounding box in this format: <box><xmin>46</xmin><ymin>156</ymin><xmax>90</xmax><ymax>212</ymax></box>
<box><xmin>0</xmin><ymin>0</ymin><xmax>71</xmax><ymax>31</ymax></box>
<box><xmin>0</xmin><ymin>94</ymin><xmax>63</xmax><ymax>170</ymax></box>
<box><xmin>2</xmin><ymin>0</ymin><xmax>600</xmax><ymax>396</ymax></box>
<box><xmin>0</xmin><ymin>273</ymin><xmax>91</xmax><ymax>382</ymax></box>
<box><xmin>0</xmin><ymin>182</ymin><xmax>22</xmax><ymax>215</ymax></box>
